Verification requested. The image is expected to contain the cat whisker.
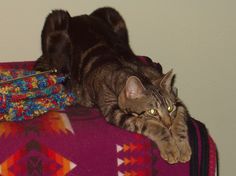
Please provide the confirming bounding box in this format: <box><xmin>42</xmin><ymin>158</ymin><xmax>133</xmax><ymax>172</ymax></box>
<box><xmin>131</xmin><ymin>113</ymin><xmax>139</xmax><ymax>117</ymax></box>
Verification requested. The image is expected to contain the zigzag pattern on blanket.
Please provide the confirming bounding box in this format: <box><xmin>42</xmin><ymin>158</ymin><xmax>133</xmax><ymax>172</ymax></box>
<box><xmin>0</xmin><ymin>69</ymin><xmax>78</xmax><ymax>121</ymax></box>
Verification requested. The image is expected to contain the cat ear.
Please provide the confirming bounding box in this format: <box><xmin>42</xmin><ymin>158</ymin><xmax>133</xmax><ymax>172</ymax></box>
<box><xmin>155</xmin><ymin>69</ymin><xmax>175</xmax><ymax>93</ymax></box>
<box><xmin>125</xmin><ymin>76</ymin><xmax>146</xmax><ymax>99</ymax></box>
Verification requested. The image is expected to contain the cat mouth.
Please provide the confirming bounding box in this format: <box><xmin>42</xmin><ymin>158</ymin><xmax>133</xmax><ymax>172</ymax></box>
<box><xmin>155</xmin><ymin>115</ymin><xmax>160</xmax><ymax>120</ymax></box>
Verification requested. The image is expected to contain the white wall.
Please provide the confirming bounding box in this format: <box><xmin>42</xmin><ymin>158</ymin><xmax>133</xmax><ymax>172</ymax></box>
<box><xmin>1</xmin><ymin>1</ymin><xmax>235</xmax><ymax>175</ymax></box>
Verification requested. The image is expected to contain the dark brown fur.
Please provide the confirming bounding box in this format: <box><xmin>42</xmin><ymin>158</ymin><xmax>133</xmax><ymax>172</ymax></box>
<box><xmin>34</xmin><ymin>7</ymin><xmax>191</xmax><ymax>164</ymax></box>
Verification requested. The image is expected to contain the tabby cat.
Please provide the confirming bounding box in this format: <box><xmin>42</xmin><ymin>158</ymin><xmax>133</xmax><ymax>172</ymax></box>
<box><xmin>34</xmin><ymin>7</ymin><xmax>191</xmax><ymax>164</ymax></box>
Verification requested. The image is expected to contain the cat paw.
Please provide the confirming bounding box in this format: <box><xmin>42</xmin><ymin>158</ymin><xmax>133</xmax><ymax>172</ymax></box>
<box><xmin>170</xmin><ymin>119</ymin><xmax>191</xmax><ymax>162</ymax></box>
<box><xmin>124</xmin><ymin>117</ymin><xmax>145</xmax><ymax>133</ymax></box>
<box><xmin>159</xmin><ymin>143</ymin><xmax>180</xmax><ymax>164</ymax></box>
<box><xmin>178</xmin><ymin>141</ymin><xmax>192</xmax><ymax>163</ymax></box>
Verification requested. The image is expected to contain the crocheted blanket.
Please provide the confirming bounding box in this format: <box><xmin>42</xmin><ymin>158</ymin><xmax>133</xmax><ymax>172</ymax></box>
<box><xmin>0</xmin><ymin>69</ymin><xmax>78</xmax><ymax>121</ymax></box>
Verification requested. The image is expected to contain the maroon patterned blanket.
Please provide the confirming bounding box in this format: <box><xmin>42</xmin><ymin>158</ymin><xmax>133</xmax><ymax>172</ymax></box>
<box><xmin>0</xmin><ymin>61</ymin><xmax>218</xmax><ymax>176</ymax></box>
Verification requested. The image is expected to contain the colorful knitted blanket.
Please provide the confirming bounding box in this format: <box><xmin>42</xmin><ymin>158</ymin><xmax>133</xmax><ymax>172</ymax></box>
<box><xmin>0</xmin><ymin>69</ymin><xmax>78</xmax><ymax>121</ymax></box>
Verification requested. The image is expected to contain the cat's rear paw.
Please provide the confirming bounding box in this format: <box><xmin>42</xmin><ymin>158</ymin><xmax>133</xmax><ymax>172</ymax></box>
<box><xmin>34</xmin><ymin>56</ymin><xmax>51</xmax><ymax>71</ymax></box>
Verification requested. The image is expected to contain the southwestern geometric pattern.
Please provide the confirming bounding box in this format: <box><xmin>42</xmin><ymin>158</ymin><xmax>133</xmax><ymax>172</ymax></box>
<box><xmin>116</xmin><ymin>135</ymin><xmax>155</xmax><ymax>176</ymax></box>
<box><xmin>0</xmin><ymin>111</ymin><xmax>74</xmax><ymax>138</ymax></box>
<box><xmin>0</xmin><ymin>140</ymin><xmax>76</xmax><ymax>176</ymax></box>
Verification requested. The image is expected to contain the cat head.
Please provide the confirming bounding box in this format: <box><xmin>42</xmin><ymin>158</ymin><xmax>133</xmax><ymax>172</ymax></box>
<box><xmin>118</xmin><ymin>70</ymin><xmax>179</xmax><ymax>128</ymax></box>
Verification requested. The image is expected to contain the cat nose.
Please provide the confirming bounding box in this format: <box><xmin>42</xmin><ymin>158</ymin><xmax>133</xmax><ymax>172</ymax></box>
<box><xmin>161</xmin><ymin>116</ymin><xmax>172</xmax><ymax>129</ymax></box>
<box><xmin>163</xmin><ymin>121</ymin><xmax>172</xmax><ymax>129</ymax></box>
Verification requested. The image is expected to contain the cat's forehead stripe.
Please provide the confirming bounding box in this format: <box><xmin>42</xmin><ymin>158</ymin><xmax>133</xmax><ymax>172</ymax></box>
<box><xmin>152</xmin><ymin>89</ymin><xmax>165</xmax><ymax>105</ymax></box>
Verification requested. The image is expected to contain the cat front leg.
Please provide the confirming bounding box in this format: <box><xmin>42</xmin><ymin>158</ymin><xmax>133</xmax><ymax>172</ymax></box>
<box><xmin>103</xmin><ymin>106</ymin><xmax>180</xmax><ymax>164</ymax></box>
<box><xmin>171</xmin><ymin>107</ymin><xmax>192</xmax><ymax>163</ymax></box>
<box><xmin>141</xmin><ymin>119</ymin><xmax>180</xmax><ymax>164</ymax></box>
<box><xmin>102</xmin><ymin>104</ymin><xmax>144</xmax><ymax>133</ymax></box>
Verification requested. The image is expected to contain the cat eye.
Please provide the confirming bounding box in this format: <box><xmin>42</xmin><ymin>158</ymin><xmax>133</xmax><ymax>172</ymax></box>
<box><xmin>167</xmin><ymin>106</ymin><xmax>173</xmax><ymax>112</ymax></box>
<box><xmin>147</xmin><ymin>108</ymin><xmax>158</xmax><ymax>116</ymax></box>
<box><xmin>167</xmin><ymin>104</ymin><xmax>176</xmax><ymax>112</ymax></box>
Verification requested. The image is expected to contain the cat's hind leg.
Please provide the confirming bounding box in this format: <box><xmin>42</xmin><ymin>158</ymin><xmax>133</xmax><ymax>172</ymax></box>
<box><xmin>41</xmin><ymin>10</ymin><xmax>71</xmax><ymax>54</ymax></box>
<box><xmin>34</xmin><ymin>10</ymin><xmax>72</xmax><ymax>74</ymax></box>
<box><xmin>90</xmin><ymin>7</ymin><xmax>129</xmax><ymax>45</ymax></box>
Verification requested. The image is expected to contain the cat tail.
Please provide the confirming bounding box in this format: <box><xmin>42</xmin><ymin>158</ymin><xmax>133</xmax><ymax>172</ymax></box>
<box><xmin>90</xmin><ymin>7</ymin><xmax>129</xmax><ymax>45</ymax></box>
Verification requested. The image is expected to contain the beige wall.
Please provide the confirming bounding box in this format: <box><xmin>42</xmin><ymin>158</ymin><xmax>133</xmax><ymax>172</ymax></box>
<box><xmin>1</xmin><ymin>1</ymin><xmax>235</xmax><ymax>175</ymax></box>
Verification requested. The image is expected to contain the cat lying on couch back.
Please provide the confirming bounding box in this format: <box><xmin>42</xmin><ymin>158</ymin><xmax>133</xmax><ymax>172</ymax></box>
<box><xmin>34</xmin><ymin>7</ymin><xmax>191</xmax><ymax>164</ymax></box>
